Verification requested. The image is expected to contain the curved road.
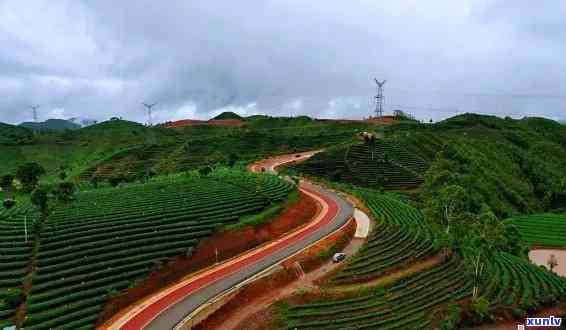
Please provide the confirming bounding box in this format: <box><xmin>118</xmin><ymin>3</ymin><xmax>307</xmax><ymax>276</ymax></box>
<box><xmin>106</xmin><ymin>152</ymin><xmax>354</xmax><ymax>330</ymax></box>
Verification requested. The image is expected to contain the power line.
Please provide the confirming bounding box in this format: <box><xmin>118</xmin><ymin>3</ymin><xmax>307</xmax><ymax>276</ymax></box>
<box><xmin>373</xmin><ymin>79</ymin><xmax>386</xmax><ymax>118</ymax></box>
<box><xmin>29</xmin><ymin>105</ymin><xmax>40</xmax><ymax>122</ymax></box>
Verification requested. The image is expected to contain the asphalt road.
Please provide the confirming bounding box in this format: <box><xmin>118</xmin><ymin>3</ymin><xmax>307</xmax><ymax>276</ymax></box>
<box><xmin>143</xmin><ymin>183</ymin><xmax>353</xmax><ymax>330</ymax></box>
<box><xmin>111</xmin><ymin>153</ymin><xmax>354</xmax><ymax>330</ymax></box>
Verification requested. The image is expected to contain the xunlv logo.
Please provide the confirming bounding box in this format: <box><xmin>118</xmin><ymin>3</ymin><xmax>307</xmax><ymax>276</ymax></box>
<box><xmin>518</xmin><ymin>316</ymin><xmax>562</xmax><ymax>328</ymax></box>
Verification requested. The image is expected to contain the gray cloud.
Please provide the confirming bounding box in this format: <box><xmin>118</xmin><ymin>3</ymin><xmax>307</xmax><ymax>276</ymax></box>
<box><xmin>1</xmin><ymin>0</ymin><xmax>565</xmax><ymax>124</ymax></box>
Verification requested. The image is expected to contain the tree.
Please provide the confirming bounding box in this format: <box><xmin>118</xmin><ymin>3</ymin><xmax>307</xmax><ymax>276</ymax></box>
<box><xmin>469</xmin><ymin>296</ymin><xmax>491</xmax><ymax>324</ymax></box>
<box><xmin>198</xmin><ymin>166</ymin><xmax>212</xmax><ymax>176</ymax></box>
<box><xmin>2</xmin><ymin>198</ymin><xmax>16</xmax><ymax>210</ymax></box>
<box><xmin>31</xmin><ymin>187</ymin><xmax>49</xmax><ymax>214</ymax></box>
<box><xmin>547</xmin><ymin>254</ymin><xmax>558</xmax><ymax>272</ymax></box>
<box><xmin>1</xmin><ymin>174</ymin><xmax>14</xmax><ymax>193</ymax></box>
<box><xmin>108</xmin><ymin>175</ymin><xmax>125</xmax><ymax>187</ymax></box>
<box><xmin>16</xmin><ymin>162</ymin><xmax>46</xmax><ymax>192</ymax></box>
<box><xmin>227</xmin><ymin>153</ymin><xmax>239</xmax><ymax>167</ymax></box>
<box><xmin>90</xmin><ymin>176</ymin><xmax>100</xmax><ymax>188</ymax></box>
<box><xmin>59</xmin><ymin>171</ymin><xmax>67</xmax><ymax>181</ymax></box>
<box><xmin>424</xmin><ymin>184</ymin><xmax>467</xmax><ymax>234</ymax></box>
<box><xmin>55</xmin><ymin>182</ymin><xmax>75</xmax><ymax>201</ymax></box>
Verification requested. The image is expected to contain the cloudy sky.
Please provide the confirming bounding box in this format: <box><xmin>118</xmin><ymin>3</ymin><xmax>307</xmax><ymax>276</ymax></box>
<box><xmin>1</xmin><ymin>0</ymin><xmax>565</xmax><ymax>124</ymax></box>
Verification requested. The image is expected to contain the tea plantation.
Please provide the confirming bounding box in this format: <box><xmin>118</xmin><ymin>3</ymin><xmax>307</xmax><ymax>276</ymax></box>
<box><xmin>331</xmin><ymin>189</ymin><xmax>435</xmax><ymax>284</ymax></box>
<box><xmin>280</xmin><ymin>189</ymin><xmax>566</xmax><ymax>329</ymax></box>
<box><xmin>509</xmin><ymin>214</ymin><xmax>566</xmax><ymax>247</ymax></box>
<box><xmin>283</xmin><ymin>252</ymin><xmax>566</xmax><ymax>329</ymax></box>
<box><xmin>0</xmin><ymin>171</ymin><xmax>294</xmax><ymax>329</ymax></box>
<box><xmin>291</xmin><ymin>140</ymin><xmax>428</xmax><ymax>190</ymax></box>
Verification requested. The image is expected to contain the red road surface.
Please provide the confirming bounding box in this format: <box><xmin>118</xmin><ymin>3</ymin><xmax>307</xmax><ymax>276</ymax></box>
<box><xmin>119</xmin><ymin>179</ymin><xmax>339</xmax><ymax>329</ymax></box>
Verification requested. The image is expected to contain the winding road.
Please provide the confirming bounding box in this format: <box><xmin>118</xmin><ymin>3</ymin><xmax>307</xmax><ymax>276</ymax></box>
<box><xmin>103</xmin><ymin>152</ymin><xmax>354</xmax><ymax>330</ymax></box>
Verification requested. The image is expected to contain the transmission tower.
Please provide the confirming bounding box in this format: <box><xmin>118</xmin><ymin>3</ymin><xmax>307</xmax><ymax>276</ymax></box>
<box><xmin>29</xmin><ymin>105</ymin><xmax>40</xmax><ymax>122</ymax></box>
<box><xmin>142</xmin><ymin>102</ymin><xmax>157</xmax><ymax>126</ymax></box>
<box><xmin>373</xmin><ymin>79</ymin><xmax>386</xmax><ymax>118</ymax></box>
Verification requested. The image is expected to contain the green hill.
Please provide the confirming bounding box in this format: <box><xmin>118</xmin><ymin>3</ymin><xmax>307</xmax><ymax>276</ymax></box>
<box><xmin>75</xmin><ymin>118</ymin><xmax>369</xmax><ymax>182</ymax></box>
<box><xmin>291</xmin><ymin>114</ymin><xmax>566</xmax><ymax>218</ymax></box>
<box><xmin>0</xmin><ymin>123</ymin><xmax>33</xmax><ymax>145</ymax></box>
<box><xmin>291</xmin><ymin>140</ymin><xmax>428</xmax><ymax>189</ymax></box>
<box><xmin>0</xmin><ymin>120</ymin><xmax>179</xmax><ymax>180</ymax></box>
<box><xmin>0</xmin><ymin>170</ymin><xmax>295</xmax><ymax>329</ymax></box>
<box><xmin>20</xmin><ymin>119</ymin><xmax>81</xmax><ymax>132</ymax></box>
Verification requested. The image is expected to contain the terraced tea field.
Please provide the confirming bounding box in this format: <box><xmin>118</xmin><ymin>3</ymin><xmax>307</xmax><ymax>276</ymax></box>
<box><xmin>282</xmin><ymin>187</ymin><xmax>566</xmax><ymax>329</ymax></box>
<box><xmin>0</xmin><ymin>204</ymin><xmax>34</xmax><ymax>329</ymax></box>
<box><xmin>285</xmin><ymin>258</ymin><xmax>471</xmax><ymax>330</ymax></box>
<box><xmin>291</xmin><ymin>140</ymin><xmax>428</xmax><ymax>189</ymax></box>
<box><xmin>483</xmin><ymin>252</ymin><xmax>566</xmax><ymax>309</ymax></box>
<box><xmin>284</xmin><ymin>253</ymin><xmax>566</xmax><ymax>329</ymax></box>
<box><xmin>510</xmin><ymin>214</ymin><xmax>566</xmax><ymax>247</ymax></box>
<box><xmin>0</xmin><ymin>171</ymin><xmax>294</xmax><ymax>329</ymax></box>
<box><xmin>331</xmin><ymin>189</ymin><xmax>435</xmax><ymax>284</ymax></box>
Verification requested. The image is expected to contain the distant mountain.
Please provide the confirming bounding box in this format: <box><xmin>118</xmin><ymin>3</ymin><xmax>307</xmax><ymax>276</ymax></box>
<box><xmin>69</xmin><ymin>117</ymin><xmax>98</xmax><ymax>127</ymax></box>
<box><xmin>212</xmin><ymin>111</ymin><xmax>243</xmax><ymax>120</ymax></box>
<box><xmin>0</xmin><ymin>122</ymin><xmax>33</xmax><ymax>145</ymax></box>
<box><xmin>20</xmin><ymin>119</ymin><xmax>81</xmax><ymax>131</ymax></box>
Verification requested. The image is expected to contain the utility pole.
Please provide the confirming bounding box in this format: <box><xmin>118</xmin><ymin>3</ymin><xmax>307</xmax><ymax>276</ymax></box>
<box><xmin>142</xmin><ymin>102</ymin><xmax>157</xmax><ymax>126</ymax></box>
<box><xmin>373</xmin><ymin>79</ymin><xmax>386</xmax><ymax>118</ymax></box>
<box><xmin>29</xmin><ymin>105</ymin><xmax>40</xmax><ymax>122</ymax></box>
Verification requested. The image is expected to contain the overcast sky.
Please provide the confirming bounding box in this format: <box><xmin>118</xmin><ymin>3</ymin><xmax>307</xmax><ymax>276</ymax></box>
<box><xmin>1</xmin><ymin>0</ymin><xmax>565</xmax><ymax>124</ymax></box>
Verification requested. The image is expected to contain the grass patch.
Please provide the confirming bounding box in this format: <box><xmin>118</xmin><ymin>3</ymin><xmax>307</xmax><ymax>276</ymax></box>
<box><xmin>225</xmin><ymin>190</ymin><xmax>300</xmax><ymax>231</ymax></box>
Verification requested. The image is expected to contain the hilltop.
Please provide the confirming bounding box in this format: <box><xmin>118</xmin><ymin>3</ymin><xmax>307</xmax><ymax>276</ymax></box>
<box><xmin>290</xmin><ymin>113</ymin><xmax>566</xmax><ymax>218</ymax></box>
<box><xmin>2</xmin><ymin>113</ymin><xmax>566</xmax><ymax>218</ymax></box>
<box><xmin>0</xmin><ymin>116</ymin><xmax>368</xmax><ymax>181</ymax></box>
<box><xmin>0</xmin><ymin>119</ymin><xmax>179</xmax><ymax>178</ymax></box>
<box><xmin>212</xmin><ymin>111</ymin><xmax>243</xmax><ymax>120</ymax></box>
<box><xmin>20</xmin><ymin>119</ymin><xmax>81</xmax><ymax>132</ymax></box>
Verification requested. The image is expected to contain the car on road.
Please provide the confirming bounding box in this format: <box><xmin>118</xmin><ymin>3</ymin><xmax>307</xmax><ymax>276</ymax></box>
<box><xmin>333</xmin><ymin>253</ymin><xmax>346</xmax><ymax>263</ymax></box>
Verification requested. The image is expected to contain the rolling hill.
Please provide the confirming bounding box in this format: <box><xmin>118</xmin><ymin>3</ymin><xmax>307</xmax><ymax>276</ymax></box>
<box><xmin>290</xmin><ymin>114</ymin><xmax>566</xmax><ymax>218</ymax></box>
<box><xmin>0</xmin><ymin>123</ymin><xmax>33</xmax><ymax>145</ymax></box>
<box><xmin>212</xmin><ymin>111</ymin><xmax>243</xmax><ymax>120</ymax></box>
<box><xmin>0</xmin><ymin>170</ymin><xmax>295</xmax><ymax>329</ymax></box>
<box><xmin>20</xmin><ymin>119</ymin><xmax>81</xmax><ymax>132</ymax></box>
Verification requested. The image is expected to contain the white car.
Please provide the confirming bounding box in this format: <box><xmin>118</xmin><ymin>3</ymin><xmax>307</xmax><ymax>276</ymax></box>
<box><xmin>332</xmin><ymin>253</ymin><xmax>346</xmax><ymax>263</ymax></box>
